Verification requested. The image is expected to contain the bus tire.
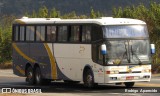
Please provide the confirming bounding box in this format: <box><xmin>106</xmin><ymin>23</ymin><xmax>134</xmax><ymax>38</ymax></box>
<box><xmin>124</xmin><ymin>82</ymin><xmax>135</xmax><ymax>88</ymax></box>
<box><xmin>35</xmin><ymin>67</ymin><xmax>43</xmax><ymax>85</ymax></box>
<box><xmin>84</xmin><ymin>69</ymin><xmax>94</xmax><ymax>88</ymax></box>
<box><xmin>26</xmin><ymin>66</ymin><xmax>35</xmax><ymax>85</ymax></box>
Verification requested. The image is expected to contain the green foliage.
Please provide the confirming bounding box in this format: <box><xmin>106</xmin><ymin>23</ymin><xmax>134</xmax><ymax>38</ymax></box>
<box><xmin>90</xmin><ymin>7</ymin><xmax>103</xmax><ymax>18</ymax></box>
<box><xmin>38</xmin><ymin>6</ymin><xmax>49</xmax><ymax>18</ymax></box>
<box><xmin>90</xmin><ymin>7</ymin><xmax>96</xmax><ymax>18</ymax></box>
<box><xmin>50</xmin><ymin>8</ymin><xmax>60</xmax><ymax>18</ymax></box>
<box><xmin>26</xmin><ymin>6</ymin><xmax>104</xmax><ymax>19</ymax></box>
<box><xmin>113</xmin><ymin>2</ymin><xmax>160</xmax><ymax>65</ymax></box>
<box><xmin>62</xmin><ymin>11</ymin><xmax>78</xmax><ymax>19</ymax></box>
<box><xmin>0</xmin><ymin>15</ymin><xmax>15</xmax><ymax>64</ymax></box>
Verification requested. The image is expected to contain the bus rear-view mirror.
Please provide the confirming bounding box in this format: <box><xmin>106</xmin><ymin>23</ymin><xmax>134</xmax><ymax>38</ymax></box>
<box><xmin>101</xmin><ymin>44</ymin><xmax>107</xmax><ymax>55</ymax></box>
<box><xmin>151</xmin><ymin>44</ymin><xmax>155</xmax><ymax>54</ymax></box>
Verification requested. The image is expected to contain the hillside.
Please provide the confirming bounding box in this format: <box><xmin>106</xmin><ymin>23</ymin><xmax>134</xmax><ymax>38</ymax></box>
<box><xmin>0</xmin><ymin>0</ymin><xmax>160</xmax><ymax>16</ymax></box>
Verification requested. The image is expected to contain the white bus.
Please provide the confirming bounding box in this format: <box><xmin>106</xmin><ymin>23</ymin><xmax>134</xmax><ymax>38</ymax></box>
<box><xmin>12</xmin><ymin>17</ymin><xmax>155</xmax><ymax>88</ymax></box>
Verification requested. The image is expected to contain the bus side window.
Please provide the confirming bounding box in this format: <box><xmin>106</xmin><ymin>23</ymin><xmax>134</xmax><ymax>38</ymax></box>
<box><xmin>57</xmin><ymin>26</ymin><xmax>68</xmax><ymax>42</ymax></box>
<box><xmin>70</xmin><ymin>26</ymin><xmax>80</xmax><ymax>42</ymax></box>
<box><xmin>14</xmin><ymin>26</ymin><xmax>19</xmax><ymax>41</ymax></box>
<box><xmin>20</xmin><ymin>26</ymin><xmax>25</xmax><ymax>41</ymax></box>
<box><xmin>92</xmin><ymin>44</ymin><xmax>103</xmax><ymax>64</ymax></box>
<box><xmin>47</xmin><ymin>26</ymin><xmax>56</xmax><ymax>42</ymax></box>
<box><xmin>26</xmin><ymin>26</ymin><xmax>35</xmax><ymax>41</ymax></box>
<box><xmin>91</xmin><ymin>25</ymin><xmax>103</xmax><ymax>41</ymax></box>
<box><xmin>82</xmin><ymin>26</ymin><xmax>91</xmax><ymax>43</ymax></box>
<box><xmin>36</xmin><ymin>26</ymin><xmax>45</xmax><ymax>41</ymax></box>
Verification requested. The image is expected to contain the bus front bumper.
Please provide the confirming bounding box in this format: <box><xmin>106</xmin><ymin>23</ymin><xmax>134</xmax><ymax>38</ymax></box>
<box><xmin>105</xmin><ymin>73</ymin><xmax>151</xmax><ymax>83</ymax></box>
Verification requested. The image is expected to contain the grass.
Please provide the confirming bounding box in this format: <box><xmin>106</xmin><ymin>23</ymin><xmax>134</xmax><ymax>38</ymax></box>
<box><xmin>0</xmin><ymin>62</ymin><xmax>12</xmax><ymax>69</ymax></box>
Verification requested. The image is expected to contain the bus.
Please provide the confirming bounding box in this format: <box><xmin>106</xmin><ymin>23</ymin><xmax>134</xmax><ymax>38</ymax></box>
<box><xmin>12</xmin><ymin>17</ymin><xmax>155</xmax><ymax>88</ymax></box>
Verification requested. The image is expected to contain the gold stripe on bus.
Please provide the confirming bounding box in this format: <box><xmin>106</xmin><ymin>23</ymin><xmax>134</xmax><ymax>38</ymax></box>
<box><xmin>16</xmin><ymin>65</ymin><xmax>25</xmax><ymax>75</ymax></box>
<box><xmin>130</xmin><ymin>65</ymin><xmax>141</xmax><ymax>70</ymax></box>
<box><xmin>127</xmin><ymin>65</ymin><xmax>144</xmax><ymax>72</ymax></box>
<box><xmin>15</xmin><ymin>19</ymin><xmax>26</xmax><ymax>24</ymax></box>
<box><xmin>36</xmin><ymin>29</ymin><xmax>45</xmax><ymax>41</ymax></box>
<box><xmin>44</xmin><ymin>43</ymin><xmax>57</xmax><ymax>79</ymax></box>
<box><xmin>12</xmin><ymin>43</ymin><xmax>36</xmax><ymax>63</ymax></box>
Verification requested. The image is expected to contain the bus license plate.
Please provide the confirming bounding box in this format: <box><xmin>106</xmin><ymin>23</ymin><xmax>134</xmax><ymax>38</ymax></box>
<box><xmin>126</xmin><ymin>76</ymin><xmax>134</xmax><ymax>80</ymax></box>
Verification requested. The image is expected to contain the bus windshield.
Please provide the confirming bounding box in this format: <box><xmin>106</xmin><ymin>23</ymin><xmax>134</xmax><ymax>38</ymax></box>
<box><xmin>104</xmin><ymin>25</ymin><xmax>148</xmax><ymax>38</ymax></box>
<box><xmin>104</xmin><ymin>40</ymin><xmax>150</xmax><ymax>64</ymax></box>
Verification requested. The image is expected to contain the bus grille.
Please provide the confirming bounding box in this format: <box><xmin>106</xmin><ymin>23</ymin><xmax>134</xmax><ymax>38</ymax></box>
<box><xmin>119</xmin><ymin>71</ymin><xmax>141</xmax><ymax>74</ymax></box>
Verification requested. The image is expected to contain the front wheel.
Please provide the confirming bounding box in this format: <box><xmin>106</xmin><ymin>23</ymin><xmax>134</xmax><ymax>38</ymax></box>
<box><xmin>35</xmin><ymin>67</ymin><xmax>43</xmax><ymax>85</ymax></box>
<box><xmin>124</xmin><ymin>82</ymin><xmax>135</xmax><ymax>88</ymax></box>
<box><xmin>26</xmin><ymin>66</ymin><xmax>35</xmax><ymax>85</ymax></box>
<box><xmin>83</xmin><ymin>70</ymin><xmax>95</xmax><ymax>88</ymax></box>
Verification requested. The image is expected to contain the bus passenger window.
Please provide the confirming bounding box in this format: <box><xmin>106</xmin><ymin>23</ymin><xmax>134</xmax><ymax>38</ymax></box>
<box><xmin>20</xmin><ymin>26</ymin><xmax>25</xmax><ymax>41</ymax></box>
<box><xmin>82</xmin><ymin>26</ymin><xmax>91</xmax><ymax>43</ymax></box>
<box><xmin>57</xmin><ymin>26</ymin><xmax>68</xmax><ymax>42</ymax></box>
<box><xmin>47</xmin><ymin>26</ymin><xmax>56</xmax><ymax>42</ymax></box>
<box><xmin>26</xmin><ymin>26</ymin><xmax>35</xmax><ymax>41</ymax></box>
<box><xmin>14</xmin><ymin>26</ymin><xmax>19</xmax><ymax>41</ymax></box>
<box><xmin>92</xmin><ymin>26</ymin><xmax>103</xmax><ymax>41</ymax></box>
<box><xmin>36</xmin><ymin>26</ymin><xmax>45</xmax><ymax>41</ymax></box>
<box><xmin>70</xmin><ymin>26</ymin><xmax>80</xmax><ymax>42</ymax></box>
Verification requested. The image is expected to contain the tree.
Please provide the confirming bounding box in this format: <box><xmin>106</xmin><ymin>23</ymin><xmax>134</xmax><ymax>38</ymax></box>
<box><xmin>0</xmin><ymin>15</ymin><xmax>15</xmax><ymax>64</ymax></box>
<box><xmin>50</xmin><ymin>8</ymin><xmax>59</xmax><ymax>18</ymax></box>
<box><xmin>90</xmin><ymin>7</ymin><xmax>96</xmax><ymax>18</ymax></box>
<box><xmin>38</xmin><ymin>6</ymin><xmax>49</xmax><ymax>18</ymax></box>
<box><xmin>112</xmin><ymin>2</ymin><xmax>160</xmax><ymax>66</ymax></box>
<box><xmin>62</xmin><ymin>11</ymin><xmax>78</xmax><ymax>19</ymax></box>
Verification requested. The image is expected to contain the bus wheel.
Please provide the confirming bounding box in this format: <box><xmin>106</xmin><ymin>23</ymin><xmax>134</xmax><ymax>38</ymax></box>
<box><xmin>35</xmin><ymin>67</ymin><xmax>43</xmax><ymax>85</ymax></box>
<box><xmin>26</xmin><ymin>66</ymin><xmax>35</xmax><ymax>85</ymax></box>
<box><xmin>124</xmin><ymin>82</ymin><xmax>135</xmax><ymax>88</ymax></box>
<box><xmin>84</xmin><ymin>69</ymin><xmax>94</xmax><ymax>88</ymax></box>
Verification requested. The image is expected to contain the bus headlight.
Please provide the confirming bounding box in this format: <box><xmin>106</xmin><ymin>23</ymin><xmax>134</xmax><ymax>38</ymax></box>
<box><xmin>142</xmin><ymin>69</ymin><xmax>151</xmax><ymax>73</ymax></box>
<box><xmin>114</xmin><ymin>70</ymin><xmax>119</xmax><ymax>74</ymax></box>
<box><xmin>106</xmin><ymin>70</ymin><xmax>119</xmax><ymax>74</ymax></box>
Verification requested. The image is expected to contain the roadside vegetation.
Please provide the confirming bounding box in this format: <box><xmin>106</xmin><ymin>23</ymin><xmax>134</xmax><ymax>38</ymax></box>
<box><xmin>0</xmin><ymin>2</ymin><xmax>160</xmax><ymax>73</ymax></box>
<box><xmin>113</xmin><ymin>2</ymin><xmax>160</xmax><ymax>73</ymax></box>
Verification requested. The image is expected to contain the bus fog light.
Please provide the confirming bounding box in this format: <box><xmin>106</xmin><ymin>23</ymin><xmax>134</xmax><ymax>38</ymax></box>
<box><xmin>110</xmin><ymin>77</ymin><xmax>117</xmax><ymax>80</ymax></box>
<box><xmin>143</xmin><ymin>75</ymin><xmax>150</xmax><ymax>78</ymax></box>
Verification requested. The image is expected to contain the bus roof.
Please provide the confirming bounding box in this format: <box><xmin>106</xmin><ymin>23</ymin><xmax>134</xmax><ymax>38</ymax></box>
<box><xmin>14</xmin><ymin>17</ymin><xmax>146</xmax><ymax>25</ymax></box>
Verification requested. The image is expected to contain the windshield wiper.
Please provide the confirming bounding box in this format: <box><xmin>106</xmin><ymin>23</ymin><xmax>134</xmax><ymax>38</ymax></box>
<box><xmin>118</xmin><ymin>51</ymin><xmax>127</xmax><ymax>65</ymax></box>
<box><xmin>118</xmin><ymin>41</ymin><xmax>129</xmax><ymax>65</ymax></box>
<box><xmin>125</xmin><ymin>41</ymin><xmax>131</xmax><ymax>63</ymax></box>
<box><xmin>131</xmin><ymin>45</ymin><xmax>142</xmax><ymax>65</ymax></box>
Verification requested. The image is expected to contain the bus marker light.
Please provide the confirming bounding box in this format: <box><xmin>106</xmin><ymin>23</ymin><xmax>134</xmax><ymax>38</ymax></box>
<box><xmin>106</xmin><ymin>71</ymin><xmax>110</xmax><ymax>74</ymax></box>
<box><xmin>126</xmin><ymin>76</ymin><xmax>134</xmax><ymax>80</ymax></box>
